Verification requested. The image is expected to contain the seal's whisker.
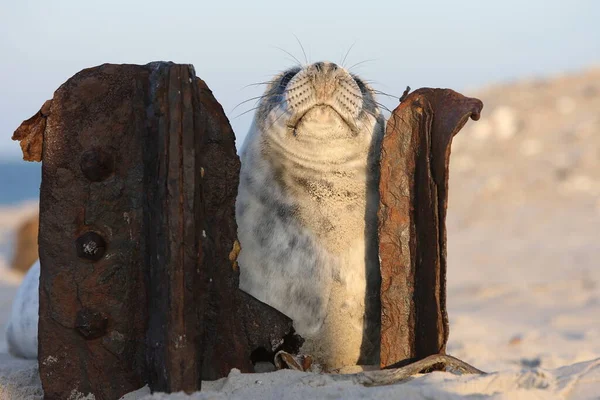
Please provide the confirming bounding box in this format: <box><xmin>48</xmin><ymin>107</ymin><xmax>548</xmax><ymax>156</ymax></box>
<box><xmin>293</xmin><ymin>34</ymin><xmax>309</xmax><ymax>65</ymax></box>
<box><xmin>242</xmin><ymin>81</ymin><xmax>272</xmax><ymax>89</ymax></box>
<box><xmin>233</xmin><ymin>106</ymin><xmax>262</xmax><ymax>120</ymax></box>
<box><xmin>232</xmin><ymin>90</ymin><xmax>286</xmax><ymax>114</ymax></box>
<box><xmin>348</xmin><ymin>107</ymin><xmax>362</xmax><ymax>133</ymax></box>
<box><xmin>232</xmin><ymin>94</ymin><xmax>273</xmax><ymax>113</ymax></box>
<box><xmin>359</xmin><ymin>79</ymin><xmax>396</xmax><ymax>98</ymax></box>
<box><xmin>374</xmin><ymin>101</ymin><xmax>393</xmax><ymax>114</ymax></box>
<box><xmin>348</xmin><ymin>59</ymin><xmax>376</xmax><ymax>71</ymax></box>
<box><xmin>360</xmin><ymin>108</ymin><xmax>380</xmax><ymax>121</ymax></box>
<box><xmin>283</xmin><ymin>57</ymin><xmax>302</xmax><ymax>67</ymax></box>
<box><xmin>272</xmin><ymin>46</ymin><xmax>303</xmax><ymax>67</ymax></box>
<box><xmin>372</xmin><ymin>90</ymin><xmax>400</xmax><ymax>99</ymax></box>
<box><xmin>264</xmin><ymin>102</ymin><xmax>289</xmax><ymax>132</ymax></box>
<box><xmin>365</xmin><ymin>81</ymin><xmax>399</xmax><ymax>92</ymax></box>
<box><xmin>341</xmin><ymin>42</ymin><xmax>357</xmax><ymax>68</ymax></box>
<box><xmin>359</xmin><ymin>79</ymin><xmax>390</xmax><ymax>89</ymax></box>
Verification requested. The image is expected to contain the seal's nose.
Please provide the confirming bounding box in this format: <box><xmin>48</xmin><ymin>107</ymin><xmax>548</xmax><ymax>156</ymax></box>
<box><xmin>312</xmin><ymin>62</ymin><xmax>338</xmax><ymax>73</ymax></box>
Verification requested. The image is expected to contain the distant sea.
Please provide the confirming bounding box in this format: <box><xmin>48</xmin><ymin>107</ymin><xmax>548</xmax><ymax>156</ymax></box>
<box><xmin>0</xmin><ymin>162</ymin><xmax>41</xmax><ymax>205</ymax></box>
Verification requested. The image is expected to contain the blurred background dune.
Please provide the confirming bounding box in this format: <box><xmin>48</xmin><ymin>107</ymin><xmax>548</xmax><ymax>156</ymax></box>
<box><xmin>450</xmin><ymin>67</ymin><xmax>600</xmax><ymax>286</ymax></box>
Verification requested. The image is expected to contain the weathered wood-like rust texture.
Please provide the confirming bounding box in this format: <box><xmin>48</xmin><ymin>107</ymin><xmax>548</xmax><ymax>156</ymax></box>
<box><xmin>379</xmin><ymin>88</ymin><xmax>483</xmax><ymax>369</ymax></box>
<box><xmin>143</xmin><ymin>63</ymin><xmax>207</xmax><ymax>393</ymax></box>
<box><xmin>34</xmin><ymin>63</ymin><xmax>152</xmax><ymax>400</ymax></box>
<box><xmin>13</xmin><ymin>62</ymin><xmax>295</xmax><ymax>399</ymax></box>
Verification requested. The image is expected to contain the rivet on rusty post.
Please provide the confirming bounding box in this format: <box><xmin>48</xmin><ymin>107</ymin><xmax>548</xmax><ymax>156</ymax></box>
<box><xmin>80</xmin><ymin>148</ymin><xmax>114</xmax><ymax>182</ymax></box>
<box><xmin>75</xmin><ymin>231</ymin><xmax>106</xmax><ymax>261</ymax></box>
<box><xmin>76</xmin><ymin>308</ymin><xmax>109</xmax><ymax>339</ymax></box>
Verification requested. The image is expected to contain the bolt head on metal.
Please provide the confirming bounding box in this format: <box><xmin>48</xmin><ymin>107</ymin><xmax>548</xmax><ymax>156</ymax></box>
<box><xmin>80</xmin><ymin>148</ymin><xmax>114</xmax><ymax>182</ymax></box>
<box><xmin>76</xmin><ymin>231</ymin><xmax>106</xmax><ymax>261</ymax></box>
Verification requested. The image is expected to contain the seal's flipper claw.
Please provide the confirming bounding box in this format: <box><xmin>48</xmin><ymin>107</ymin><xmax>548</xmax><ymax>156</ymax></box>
<box><xmin>274</xmin><ymin>350</ymin><xmax>304</xmax><ymax>371</ymax></box>
<box><xmin>273</xmin><ymin>351</ymin><xmax>320</xmax><ymax>372</ymax></box>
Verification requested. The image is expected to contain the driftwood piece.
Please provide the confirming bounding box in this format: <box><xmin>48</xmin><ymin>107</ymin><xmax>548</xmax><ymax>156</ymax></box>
<box><xmin>379</xmin><ymin>88</ymin><xmax>483</xmax><ymax>368</ymax></box>
<box><xmin>332</xmin><ymin>354</ymin><xmax>484</xmax><ymax>386</ymax></box>
<box><xmin>13</xmin><ymin>62</ymin><xmax>294</xmax><ymax>400</ymax></box>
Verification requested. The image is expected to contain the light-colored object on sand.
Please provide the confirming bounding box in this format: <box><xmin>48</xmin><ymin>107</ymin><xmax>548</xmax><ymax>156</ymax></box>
<box><xmin>471</xmin><ymin>118</ymin><xmax>493</xmax><ymax>140</ymax></box>
<box><xmin>556</xmin><ymin>95</ymin><xmax>576</xmax><ymax>115</ymax></box>
<box><xmin>9</xmin><ymin>212</ymin><xmax>39</xmax><ymax>274</ymax></box>
<box><xmin>491</xmin><ymin>105</ymin><xmax>519</xmax><ymax>140</ymax></box>
<box><xmin>236</xmin><ymin>61</ymin><xmax>384</xmax><ymax>370</ymax></box>
<box><xmin>6</xmin><ymin>260</ymin><xmax>39</xmax><ymax>359</ymax></box>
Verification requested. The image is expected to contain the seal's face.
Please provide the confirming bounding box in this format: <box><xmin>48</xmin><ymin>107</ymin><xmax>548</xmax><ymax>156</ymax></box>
<box><xmin>256</xmin><ymin>61</ymin><xmax>380</xmax><ymax>141</ymax></box>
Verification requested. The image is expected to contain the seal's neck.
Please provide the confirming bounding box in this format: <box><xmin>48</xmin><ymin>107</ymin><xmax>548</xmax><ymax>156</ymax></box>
<box><xmin>261</xmin><ymin>117</ymin><xmax>376</xmax><ymax>173</ymax></box>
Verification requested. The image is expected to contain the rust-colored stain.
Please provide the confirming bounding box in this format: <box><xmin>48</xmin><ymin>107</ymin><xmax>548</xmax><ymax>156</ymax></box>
<box><xmin>12</xmin><ymin>99</ymin><xmax>52</xmax><ymax>162</ymax></box>
<box><xmin>229</xmin><ymin>240</ymin><xmax>241</xmax><ymax>272</ymax></box>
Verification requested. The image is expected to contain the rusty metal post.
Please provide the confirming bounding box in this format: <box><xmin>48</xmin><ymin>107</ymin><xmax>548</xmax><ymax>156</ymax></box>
<box><xmin>13</xmin><ymin>62</ymin><xmax>294</xmax><ymax>400</ymax></box>
<box><xmin>378</xmin><ymin>89</ymin><xmax>483</xmax><ymax>368</ymax></box>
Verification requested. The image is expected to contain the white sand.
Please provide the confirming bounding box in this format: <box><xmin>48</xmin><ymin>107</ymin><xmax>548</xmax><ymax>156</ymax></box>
<box><xmin>1</xmin><ymin>69</ymin><xmax>599</xmax><ymax>399</ymax></box>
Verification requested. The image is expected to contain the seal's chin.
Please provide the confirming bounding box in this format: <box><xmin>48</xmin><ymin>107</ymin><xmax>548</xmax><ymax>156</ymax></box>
<box><xmin>288</xmin><ymin>105</ymin><xmax>358</xmax><ymax>138</ymax></box>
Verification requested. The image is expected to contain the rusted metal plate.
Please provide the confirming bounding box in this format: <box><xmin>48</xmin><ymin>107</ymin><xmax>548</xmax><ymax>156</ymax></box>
<box><xmin>143</xmin><ymin>63</ymin><xmax>208</xmax><ymax>393</ymax></box>
<box><xmin>35</xmin><ymin>63</ymin><xmax>151</xmax><ymax>400</ymax></box>
<box><xmin>14</xmin><ymin>62</ymin><xmax>294</xmax><ymax>399</ymax></box>
<box><xmin>379</xmin><ymin>88</ymin><xmax>483</xmax><ymax>368</ymax></box>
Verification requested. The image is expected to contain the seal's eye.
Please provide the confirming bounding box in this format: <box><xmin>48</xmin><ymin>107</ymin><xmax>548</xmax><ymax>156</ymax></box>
<box><xmin>279</xmin><ymin>70</ymin><xmax>298</xmax><ymax>90</ymax></box>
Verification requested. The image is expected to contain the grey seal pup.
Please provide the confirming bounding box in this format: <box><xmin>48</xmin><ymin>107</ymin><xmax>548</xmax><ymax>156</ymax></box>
<box><xmin>236</xmin><ymin>61</ymin><xmax>384</xmax><ymax>370</ymax></box>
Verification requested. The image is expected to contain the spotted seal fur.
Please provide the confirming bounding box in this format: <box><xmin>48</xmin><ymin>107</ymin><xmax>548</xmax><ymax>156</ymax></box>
<box><xmin>236</xmin><ymin>61</ymin><xmax>384</xmax><ymax>369</ymax></box>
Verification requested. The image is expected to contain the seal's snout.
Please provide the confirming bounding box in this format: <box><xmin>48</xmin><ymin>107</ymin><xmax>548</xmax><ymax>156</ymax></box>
<box><xmin>284</xmin><ymin>61</ymin><xmax>364</xmax><ymax>129</ymax></box>
<box><xmin>312</xmin><ymin>61</ymin><xmax>339</xmax><ymax>73</ymax></box>
<box><xmin>313</xmin><ymin>61</ymin><xmax>338</xmax><ymax>72</ymax></box>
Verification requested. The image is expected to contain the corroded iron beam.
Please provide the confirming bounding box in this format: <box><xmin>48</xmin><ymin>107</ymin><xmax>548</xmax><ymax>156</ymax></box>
<box><xmin>13</xmin><ymin>62</ymin><xmax>294</xmax><ymax>400</ymax></box>
<box><xmin>378</xmin><ymin>88</ymin><xmax>483</xmax><ymax>368</ymax></box>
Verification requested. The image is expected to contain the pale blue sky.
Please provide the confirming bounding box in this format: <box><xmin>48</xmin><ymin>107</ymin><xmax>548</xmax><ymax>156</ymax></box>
<box><xmin>1</xmin><ymin>0</ymin><xmax>598</xmax><ymax>160</ymax></box>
